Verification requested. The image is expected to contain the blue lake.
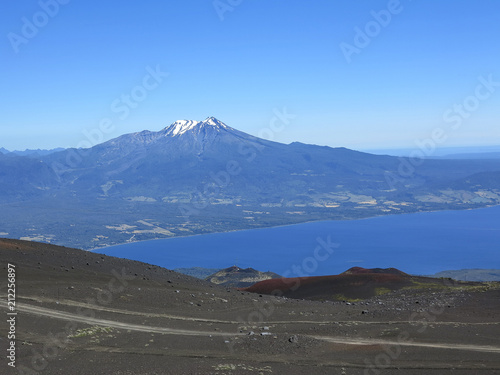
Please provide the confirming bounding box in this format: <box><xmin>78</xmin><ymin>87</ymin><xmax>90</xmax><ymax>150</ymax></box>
<box><xmin>95</xmin><ymin>206</ymin><xmax>500</xmax><ymax>276</ymax></box>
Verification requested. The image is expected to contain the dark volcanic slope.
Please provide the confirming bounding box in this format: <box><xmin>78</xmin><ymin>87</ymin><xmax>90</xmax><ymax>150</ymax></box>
<box><xmin>243</xmin><ymin>267</ymin><xmax>477</xmax><ymax>301</ymax></box>
<box><xmin>1</xmin><ymin>239</ymin><xmax>500</xmax><ymax>375</ymax></box>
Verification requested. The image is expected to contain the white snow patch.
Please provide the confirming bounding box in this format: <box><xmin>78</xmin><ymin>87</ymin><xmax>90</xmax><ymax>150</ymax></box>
<box><xmin>166</xmin><ymin>120</ymin><xmax>201</xmax><ymax>136</ymax></box>
<box><xmin>163</xmin><ymin>117</ymin><xmax>231</xmax><ymax>136</ymax></box>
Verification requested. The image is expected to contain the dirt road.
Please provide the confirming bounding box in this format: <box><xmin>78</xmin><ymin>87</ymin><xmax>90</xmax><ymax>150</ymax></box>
<box><xmin>4</xmin><ymin>300</ymin><xmax>500</xmax><ymax>354</ymax></box>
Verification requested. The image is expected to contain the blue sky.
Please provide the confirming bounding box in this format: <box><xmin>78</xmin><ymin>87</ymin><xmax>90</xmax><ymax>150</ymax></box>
<box><xmin>1</xmin><ymin>0</ymin><xmax>499</xmax><ymax>151</ymax></box>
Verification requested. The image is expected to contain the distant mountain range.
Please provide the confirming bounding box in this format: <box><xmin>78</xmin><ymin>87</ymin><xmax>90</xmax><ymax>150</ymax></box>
<box><xmin>1</xmin><ymin>117</ymin><xmax>500</xmax><ymax>249</ymax></box>
<box><xmin>0</xmin><ymin>147</ymin><xmax>65</xmax><ymax>157</ymax></box>
<box><xmin>366</xmin><ymin>146</ymin><xmax>500</xmax><ymax>159</ymax></box>
<box><xmin>431</xmin><ymin>269</ymin><xmax>500</xmax><ymax>282</ymax></box>
<box><xmin>440</xmin><ymin>152</ymin><xmax>500</xmax><ymax>160</ymax></box>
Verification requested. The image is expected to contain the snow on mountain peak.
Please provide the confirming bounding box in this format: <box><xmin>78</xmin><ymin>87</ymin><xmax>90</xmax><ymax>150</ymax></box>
<box><xmin>203</xmin><ymin>117</ymin><xmax>228</xmax><ymax>128</ymax></box>
<box><xmin>164</xmin><ymin>117</ymin><xmax>229</xmax><ymax>136</ymax></box>
<box><xmin>165</xmin><ymin>120</ymin><xmax>201</xmax><ymax>136</ymax></box>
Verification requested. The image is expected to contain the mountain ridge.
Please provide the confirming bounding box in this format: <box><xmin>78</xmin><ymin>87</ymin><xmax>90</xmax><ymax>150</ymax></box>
<box><xmin>1</xmin><ymin>116</ymin><xmax>500</xmax><ymax>249</ymax></box>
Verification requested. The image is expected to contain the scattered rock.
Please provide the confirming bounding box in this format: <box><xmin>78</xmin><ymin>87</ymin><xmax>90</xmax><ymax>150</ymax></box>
<box><xmin>289</xmin><ymin>335</ymin><xmax>299</xmax><ymax>343</ymax></box>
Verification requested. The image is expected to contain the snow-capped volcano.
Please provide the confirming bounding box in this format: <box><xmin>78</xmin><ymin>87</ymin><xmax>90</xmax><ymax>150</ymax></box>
<box><xmin>98</xmin><ymin>116</ymin><xmax>262</xmax><ymax>156</ymax></box>
<box><xmin>164</xmin><ymin>117</ymin><xmax>231</xmax><ymax>137</ymax></box>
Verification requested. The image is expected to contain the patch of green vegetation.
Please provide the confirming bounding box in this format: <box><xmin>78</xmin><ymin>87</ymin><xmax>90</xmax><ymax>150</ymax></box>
<box><xmin>485</xmin><ymin>281</ymin><xmax>500</xmax><ymax>289</ymax></box>
<box><xmin>374</xmin><ymin>287</ymin><xmax>392</xmax><ymax>296</ymax></box>
<box><xmin>332</xmin><ymin>294</ymin><xmax>362</xmax><ymax>302</ymax></box>
<box><xmin>403</xmin><ymin>281</ymin><xmax>449</xmax><ymax>291</ymax></box>
<box><xmin>69</xmin><ymin>326</ymin><xmax>113</xmax><ymax>338</ymax></box>
<box><xmin>460</xmin><ymin>282</ymin><xmax>500</xmax><ymax>292</ymax></box>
